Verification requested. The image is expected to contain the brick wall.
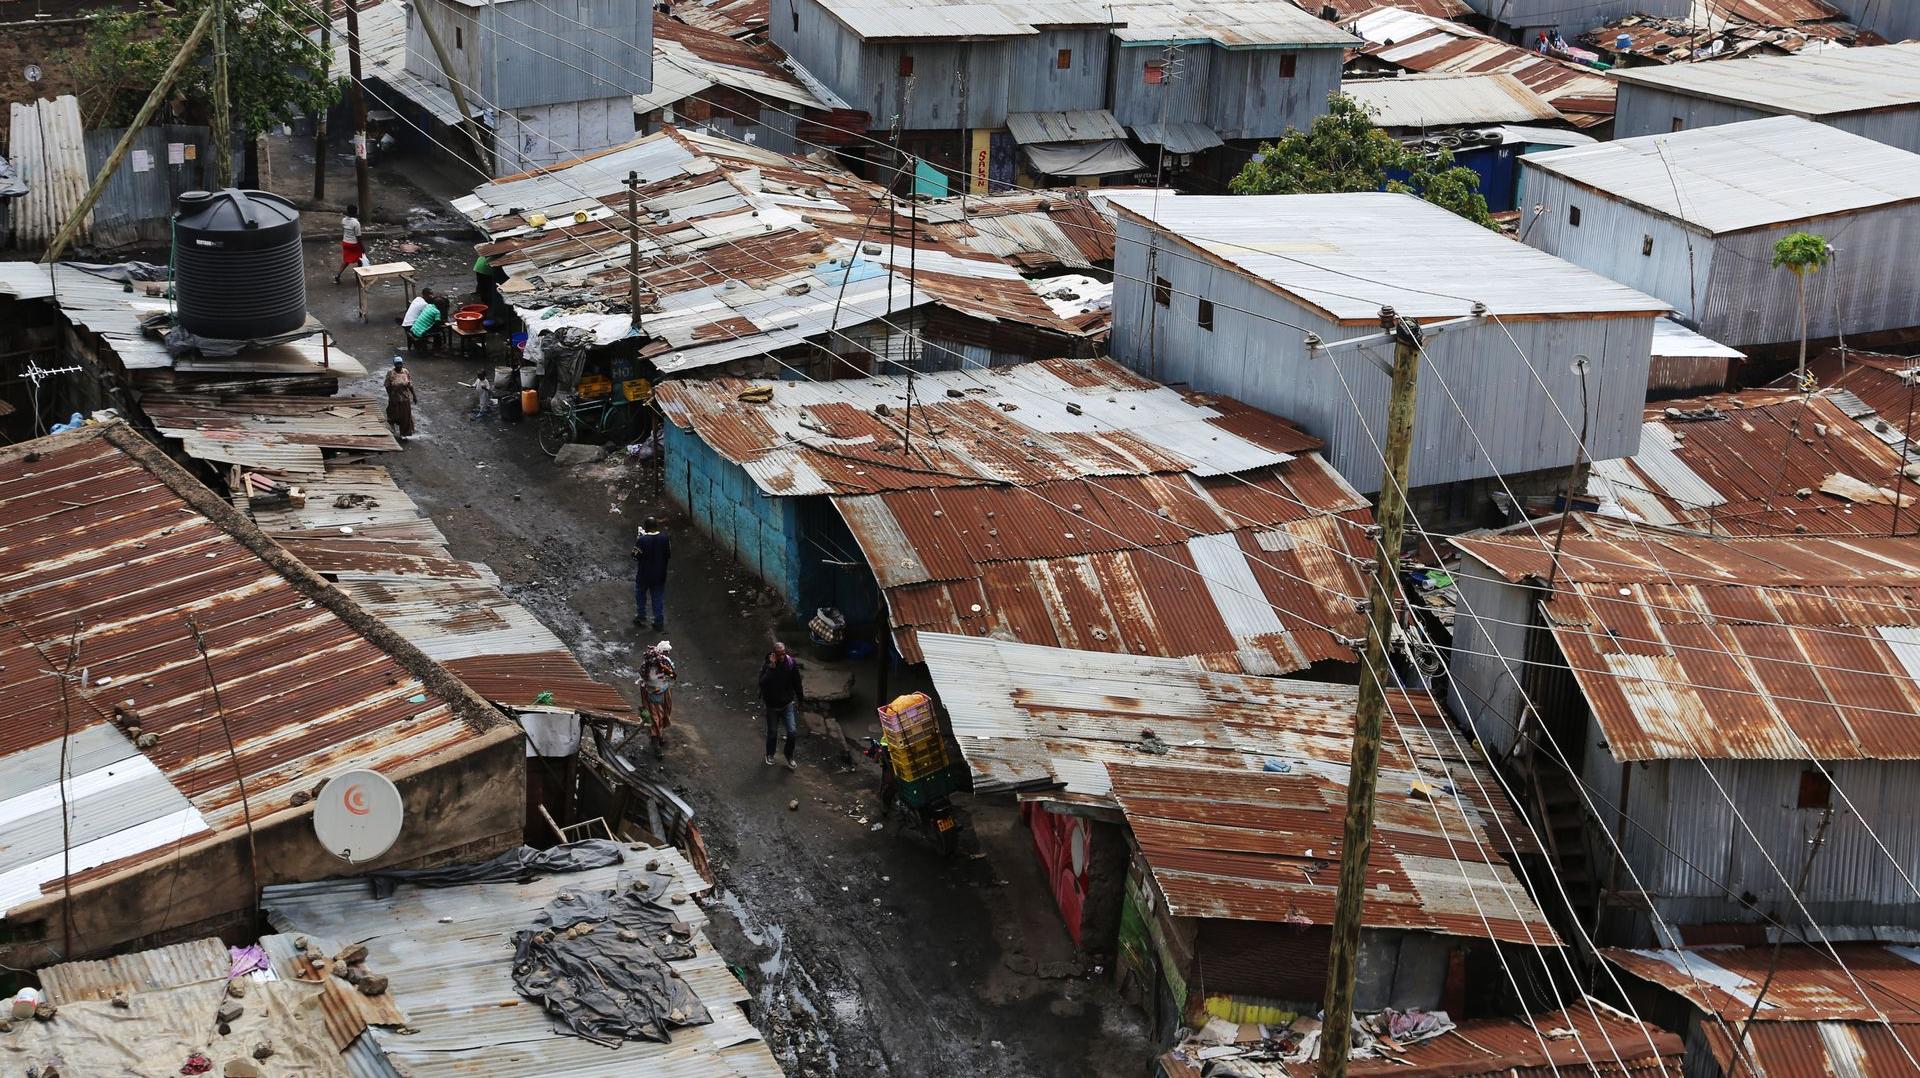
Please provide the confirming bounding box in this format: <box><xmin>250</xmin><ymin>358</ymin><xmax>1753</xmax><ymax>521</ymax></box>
<box><xmin>0</xmin><ymin>0</ymin><xmax>151</xmax><ymax>110</ymax></box>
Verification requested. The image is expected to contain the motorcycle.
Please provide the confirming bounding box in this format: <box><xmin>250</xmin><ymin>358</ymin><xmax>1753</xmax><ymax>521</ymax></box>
<box><xmin>863</xmin><ymin>736</ymin><xmax>961</xmax><ymax>856</ymax></box>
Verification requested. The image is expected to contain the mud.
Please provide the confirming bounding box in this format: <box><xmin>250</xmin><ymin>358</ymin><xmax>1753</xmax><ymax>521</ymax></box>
<box><xmin>269</xmin><ymin>138</ymin><xmax>1153</xmax><ymax>1077</ymax></box>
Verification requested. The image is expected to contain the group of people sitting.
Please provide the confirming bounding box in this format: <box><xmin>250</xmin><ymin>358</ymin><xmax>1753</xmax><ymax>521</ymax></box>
<box><xmin>400</xmin><ymin>288</ymin><xmax>451</xmax><ymax>353</ymax></box>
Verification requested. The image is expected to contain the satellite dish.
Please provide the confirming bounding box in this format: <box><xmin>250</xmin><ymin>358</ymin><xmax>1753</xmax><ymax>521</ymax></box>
<box><xmin>24</xmin><ymin>65</ymin><xmax>42</xmax><ymax>84</ymax></box>
<box><xmin>313</xmin><ymin>769</ymin><xmax>404</xmax><ymax>863</ymax></box>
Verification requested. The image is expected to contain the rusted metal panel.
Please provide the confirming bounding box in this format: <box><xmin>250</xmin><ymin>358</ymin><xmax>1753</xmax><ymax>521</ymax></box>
<box><xmin>1351</xmin><ymin>9</ymin><xmax>1617</xmax><ymax>127</ymax></box>
<box><xmin>1607</xmin><ymin>943</ymin><xmax>1920</xmax><ymax>1023</ymax></box>
<box><xmin>37</xmin><ymin>938</ymin><xmax>230</xmax><ymax>1002</ymax></box>
<box><xmin>1455</xmin><ymin>530</ymin><xmax>1920</xmax><ymax>761</ymax></box>
<box><xmin>143</xmin><ymin>394</ymin><xmax>400</xmax><ymax>459</ymax></box>
<box><xmin>0</xmin><ymin>428</ymin><xmax>485</xmax><ymax>913</ymax></box>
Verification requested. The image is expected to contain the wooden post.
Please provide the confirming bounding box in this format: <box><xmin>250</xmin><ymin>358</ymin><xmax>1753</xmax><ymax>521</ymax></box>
<box><xmin>627</xmin><ymin>170</ymin><xmax>641</xmax><ymax>314</ymax></box>
<box><xmin>313</xmin><ymin>21</ymin><xmax>329</xmax><ymax>201</ymax></box>
<box><xmin>413</xmin><ymin>0</ymin><xmax>492</xmax><ymax>172</ymax></box>
<box><xmin>1320</xmin><ymin>307</ymin><xmax>1423</xmax><ymax>1078</ymax></box>
<box><xmin>42</xmin><ymin>4</ymin><xmax>217</xmax><ymax>263</ymax></box>
<box><xmin>211</xmin><ymin>0</ymin><xmax>232</xmax><ymax>188</ymax></box>
<box><xmin>344</xmin><ymin>0</ymin><xmax>372</xmax><ymax>220</ymax></box>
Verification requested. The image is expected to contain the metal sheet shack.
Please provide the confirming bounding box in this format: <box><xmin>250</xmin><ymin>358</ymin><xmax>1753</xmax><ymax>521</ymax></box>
<box><xmin>653</xmin><ymin>358</ymin><xmax>1376</xmax><ymax>676</ymax></box>
<box><xmin>1610</xmin><ymin>42</ymin><xmax>1920</xmax><ymax>152</ymax></box>
<box><xmin>1107</xmin><ymin>192</ymin><xmax>1668</xmax><ymax>517</ymax></box>
<box><xmin>1520</xmin><ymin>116</ymin><xmax>1920</xmax><ymax>350</ymax></box>
<box><xmin>1449</xmin><ymin>529</ymin><xmax>1920</xmax><ymax>945</ymax></box>
<box><xmin>769</xmin><ymin>0</ymin><xmax>1353</xmax><ymax>190</ymax></box>
<box><xmin>918</xmin><ymin>632</ymin><xmax>1554</xmax><ymax>1035</ymax></box>
<box><xmin>0</xmin><ymin>423</ymin><xmax>524</xmax><ymax>972</ymax></box>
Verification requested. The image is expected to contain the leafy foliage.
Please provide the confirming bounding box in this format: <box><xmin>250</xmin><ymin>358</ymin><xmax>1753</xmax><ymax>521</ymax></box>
<box><xmin>71</xmin><ymin>0</ymin><xmax>336</xmax><ymax>134</ymax></box>
<box><xmin>1230</xmin><ymin>92</ymin><xmax>1498</xmax><ymax>230</ymax></box>
<box><xmin>1771</xmin><ymin>231</ymin><xmax>1831</xmax><ymax>276</ymax></box>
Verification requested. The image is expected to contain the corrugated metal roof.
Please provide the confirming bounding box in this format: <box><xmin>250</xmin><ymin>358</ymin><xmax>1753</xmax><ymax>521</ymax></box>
<box><xmin>1350</xmin><ymin>8</ymin><xmax>1617</xmax><ymax>127</ymax></box>
<box><xmin>1610</xmin><ymin>42</ymin><xmax>1920</xmax><ymax>117</ymax></box>
<box><xmin>1810</xmin><ymin>350</ymin><xmax>1920</xmax><ymax>425</ymax></box>
<box><xmin>1452</xmin><ymin>530</ymin><xmax>1920</xmax><ymax>761</ymax></box>
<box><xmin>808</xmin><ymin>0</ymin><xmax>1357</xmax><ymax>45</ymax></box>
<box><xmin>1106</xmin><ymin>192</ymin><xmax>1669</xmax><ymax>323</ymax></box>
<box><xmin>142</xmin><ymin>394</ymin><xmax>399</xmax><ymax>473</ymax></box>
<box><xmin>1309</xmin><ymin>0</ymin><xmax>1470</xmax><ymax>18</ymax></box>
<box><xmin>263</xmin><ymin>843</ymin><xmax>783</xmax><ymax>1077</ymax></box>
<box><xmin>1522</xmin><ymin>116</ymin><xmax>1920</xmax><ymax>236</ymax></box>
<box><xmin>453</xmin><ymin>129</ymin><xmax>1087</xmax><ymax>368</ymax></box>
<box><xmin>655</xmin><ymin>358</ymin><xmax>1319</xmax><ymax>495</ymax></box>
<box><xmin>643</xmin><ymin>12</ymin><xmax>832</xmax><ymax>113</ymax></box>
<box><xmin>1607</xmin><ymin>943</ymin><xmax>1920</xmax><ymax>1022</ymax></box>
<box><xmin>1129</xmin><ymin>122</ymin><xmax>1226</xmax><ymax>153</ymax></box>
<box><xmin>919</xmin><ymin>632</ymin><xmax>1550</xmax><ymax>943</ymax></box>
<box><xmin>1591</xmin><ymin>390</ymin><xmax>1917</xmax><ymax>535</ymax></box>
<box><xmin>1704</xmin><ymin>1021</ymin><xmax>1920</xmax><ymax>1078</ymax></box>
<box><xmin>1160</xmin><ymin>1003</ymin><xmax>1680</xmax><ymax>1075</ymax></box>
<box><xmin>1343</xmin><ymin>73</ymin><xmax>1562</xmax><ymax>128</ymax></box>
<box><xmin>37</xmin><ymin>937</ymin><xmax>230</xmax><ymax>1002</ymax></box>
<box><xmin>1651</xmin><ymin>318</ymin><xmax>1746</xmax><ymax>360</ymax></box>
<box><xmin>327</xmin><ymin>2</ymin><xmax>465</xmax><ymax>125</ymax></box>
<box><xmin>0</xmin><ymin>425</ymin><xmax>496</xmax><ymax>917</ymax></box>
<box><xmin>849</xmin><ymin>465</ymin><xmax>1374</xmax><ymax>673</ymax></box>
<box><xmin>1007</xmin><ymin>109</ymin><xmax>1127</xmax><ymax>144</ymax></box>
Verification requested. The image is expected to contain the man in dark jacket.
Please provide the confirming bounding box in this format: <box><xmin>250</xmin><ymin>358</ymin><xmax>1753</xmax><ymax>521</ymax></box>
<box><xmin>632</xmin><ymin>518</ymin><xmax>670</xmax><ymax>630</ymax></box>
<box><xmin>759</xmin><ymin>642</ymin><xmax>803</xmax><ymax>770</ymax></box>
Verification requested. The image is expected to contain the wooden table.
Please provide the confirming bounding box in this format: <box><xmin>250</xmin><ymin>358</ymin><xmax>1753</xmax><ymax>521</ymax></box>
<box><xmin>451</xmin><ymin>321</ymin><xmax>489</xmax><ymax>360</ymax></box>
<box><xmin>353</xmin><ymin>261</ymin><xmax>416</xmax><ymax>322</ymax></box>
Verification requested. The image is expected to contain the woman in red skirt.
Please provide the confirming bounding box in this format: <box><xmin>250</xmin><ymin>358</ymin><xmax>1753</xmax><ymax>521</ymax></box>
<box><xmin>333</xmin><ymin>204</ymin><xmax>363</xmax><ymax>284</ymax></box>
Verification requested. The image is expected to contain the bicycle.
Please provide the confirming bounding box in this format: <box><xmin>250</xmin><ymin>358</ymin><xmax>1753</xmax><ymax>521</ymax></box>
<box><xmin>536</xmin><ymin>392</ymin><xmax>648</xmax><ymax>456</ymax></box>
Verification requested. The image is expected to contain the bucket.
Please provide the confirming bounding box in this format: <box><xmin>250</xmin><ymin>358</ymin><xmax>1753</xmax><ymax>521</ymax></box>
<box><xmin>521</xmin><ymin>388</ymin><xmax>539</xmax><ymax>415</ymax></box>
<box><xmin>518</xmin><ymin>366</ymin><xmax>536</xmax><ymax>389</ymax></box>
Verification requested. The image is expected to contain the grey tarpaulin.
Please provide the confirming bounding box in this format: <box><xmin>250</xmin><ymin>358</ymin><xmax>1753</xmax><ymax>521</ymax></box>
<box><xmin>368</xmin><ymin>840</ymin><xmax>626</xmax><ymax>897</ymax></box>
<box><xmin>1022</xmin><ymin>141</ymin><xmax>1146</xmax><ymax>177</ymax></box>
<box><xmin>511</xmin><ymin>868</ymin><xmax>710</xmax><ymax>1045</ymax></box>
<box><xmin>70</xmin><ymin>260</ymin><xmax>170</xmax><ymax>283</ymax></box>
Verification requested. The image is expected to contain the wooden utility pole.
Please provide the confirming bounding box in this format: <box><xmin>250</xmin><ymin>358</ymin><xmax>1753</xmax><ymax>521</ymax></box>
<box><xmin>343</xmin><ymin>0</ymin><xmax>372</xmax><ymax>218</ymax></box>
<box><xmin>627</xmin><ymin>171</ymin><xmax>641</xmax><ymax>313</ymax></box>
<box><xmin>1320</xmin><ymin>307</ymin><xmax>1424</xmax><ymax>1077</ymax></box>
<box><xmin>211</xmin><ymin>0</ymin><xmax>233</xmax><ymax>187</ymax></box>
<box><xmin>313</xmin><ymin>21</ymin><xmax>329</xmax><ymax>200</ymax></box>
<box><xmin>43</xmin><ymin>4</ymin><xmax>217</xmax><ymax>262</ymax></box>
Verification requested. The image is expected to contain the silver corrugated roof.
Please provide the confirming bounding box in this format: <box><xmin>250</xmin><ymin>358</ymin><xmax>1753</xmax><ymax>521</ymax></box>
<box><xmin>263</xmin><ymin>844</ymin><xmax>781</xmax><ymax>1078</ymax></box>
<box><xmin>1522</xmin><ymin>115</ymin><xmax>1920</xmax><ymax>236</ymax></box>
<box><xmin>1007</xmin><ymin>110</ymin><xmax>1127</xmax><ymax>144</ymax></box>
<box><xmin>326</xmin><ymin>2</ymin><xmax>465</xmax><ymax>126</ymax></box>
<box><xmin>1107</xmin><ymin>191</ymin><xmax>1670</xmax><ymax>323</ymax></box>
<box><xmin>1611</xmin><ymin>42</ymin><xmax>1920</xmax><ymax>117</ymax></box>
<box><xmin>1650</xmin><ymin>317</ymin><xmax>1746</xmax><ymax>360</ymax></box>
<box><xmin>1129</xmin><ymin>122</ymin><xmax>1225</xmax><ymax>154</ymax></box>
<box><xmin>1343</xmin><ymin>73</ymin><xmax>1562</xmax><ymax>128</ymax></box>
<box><xmin>808</xmin><ymin>0</ymin><xmax>1355</xmax><ymax>45</ymax></box>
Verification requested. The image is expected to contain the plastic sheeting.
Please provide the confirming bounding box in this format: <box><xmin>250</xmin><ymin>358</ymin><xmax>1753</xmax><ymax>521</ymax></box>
<box><xmin>1022</xmin><ymin>140</ymin><xmax>1147</xmax><ymax>178</ymax></box>
<box><xmin>368</xmin><ymin>840</ymin><xmax>625</xmax><ymax>897</ymax></box>
<box><xmin>510</xmin><ymin>868</ymin><xmax>710</xmax><ymax>1044</ymax></box>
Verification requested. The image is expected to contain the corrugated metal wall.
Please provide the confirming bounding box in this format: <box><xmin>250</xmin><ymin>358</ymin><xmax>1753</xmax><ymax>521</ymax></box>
<box><xmin>82</xmin><ymin>125</ymin><xmax>212</xmax><ymax>251</ymax></box>
<box><xmin>1005</xmin><ymin>30</ymin><xmax>1112</xmax><ymax>120</ymax></box>
<box><xmin>406</xmin><ymin>0</ymin><xmax>490</xmax><ymax>105</ymax></box>
<box><xmin>1701</xmin><ymin>211</ymin><xmax>1920</xmax><ymax>347</ymax></box>
<box><xmin>1109</xmin><ymin>45</ymin><xmax>1216</xmax><ymax>130</ymax></box>
<box><xmin>1447</xmin><ymin>561</ymin><xmax>1537</xmax><ymax>759</ymax></box>
<box><xmin>1615</xmin><ymin>83</ymin><xmax>1920</xmax><ymax>154</ymax></box>
<box><xmin>1624</xmin><ymin>758</ymin><xmax>1920</xmax><ymax>937</ymax></box>
<box><xmin>774</xmin><ymin>0</ymin><xmax>865</xmax><ymax>122</ymax></box>
<box><xmin>485</xmin><ymin>0</ymin><xmax>651</xmax><ymax>111</ymax></box>
<box><xmin>1205</xmin><ymin>48</ymin><xmax>1340</xmax><ymax>141</ymax></box>
<box><xmin>1520</xmin><ymin>165</ymin><xmax>1715</xmax><ymax>327</ymax></box>
<box><xmin>5</xmin><ymin>96</ymin><xmax>91</xmax><ymax>252</ymax></box>
<box><xmin>1110</xmin><ymin>217</ymin><xmax>1654</xmax><ymax>494</ymax></box>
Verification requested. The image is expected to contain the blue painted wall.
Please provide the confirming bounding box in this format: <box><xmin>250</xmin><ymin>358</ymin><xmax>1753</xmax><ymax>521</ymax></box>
<box><xmin>663</xmin><ymin>422</ymin><xmax>885</xmax><ymax>628</ymax></box>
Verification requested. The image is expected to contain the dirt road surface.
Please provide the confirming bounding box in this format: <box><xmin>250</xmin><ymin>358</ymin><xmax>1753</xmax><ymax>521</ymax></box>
<box><xmin>276</xmin><ymin>141</ymin><xmax>1152</xmax><ymax>1077</ymax></box>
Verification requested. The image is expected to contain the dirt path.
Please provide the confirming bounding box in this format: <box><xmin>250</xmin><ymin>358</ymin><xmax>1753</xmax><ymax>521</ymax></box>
<box><xmin>279</xmin><ymin>141</ymin><xmax>1152</xmax><ymax>1077</ymax></box>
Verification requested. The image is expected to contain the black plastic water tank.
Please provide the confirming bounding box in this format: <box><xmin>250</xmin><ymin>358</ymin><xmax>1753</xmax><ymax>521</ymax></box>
<box><xmin>173</xmin><ymin>188</ymin><xmax>307</xmax><ymax>340</ymax></box>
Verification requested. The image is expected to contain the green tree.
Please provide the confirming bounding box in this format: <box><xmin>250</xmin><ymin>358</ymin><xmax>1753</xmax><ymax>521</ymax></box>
<box><xmin>71</xmin><ymin>0</ymin><xmax>336</xmax><ymax>179</ymax></box>
<box><xmin>1771</xmin><ymin>231</ymin><xmax>1831</xmax><ymax>381</ymax></box>
<box><xmin>1230</xmin><ymin>91</ymin><xmax>1498</xmax><ymax>230</ymax></box>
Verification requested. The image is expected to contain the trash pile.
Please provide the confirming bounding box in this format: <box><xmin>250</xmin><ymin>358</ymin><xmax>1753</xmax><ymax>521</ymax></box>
<box><xmin>511</xmin><ymin>866</ymin><xmax>711</xmax><ymax>1045</ymax></box>
<box><xmin>1166</xmin><ymin>1008</ymin><xmax>1457</xmax><ymax>1074</ymax></box>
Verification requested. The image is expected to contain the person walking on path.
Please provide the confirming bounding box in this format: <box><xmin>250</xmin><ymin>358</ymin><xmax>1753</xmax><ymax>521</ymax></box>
<box><xmin>333</xmin><ymin>204</ymin><xmax>364</xmax><ymax>284</ymax></box>
<box><xmin>632</xmin><ymin>518</ymin><xmax>670</xmax><ymax>629</ymax></box>
<box><xmin>385</xmin><ymin>356</ymin><xmax>416</xmax><ymax>440</ymax></box>
<box><xmin>639</xmin><ymin>639</ymin><xmax>677</xmax><ymax>758</ymax></box>
<box><xmin>759</xmin><ymin>642</ymin><xmax>803</xmax><ymax>770</ymax></box>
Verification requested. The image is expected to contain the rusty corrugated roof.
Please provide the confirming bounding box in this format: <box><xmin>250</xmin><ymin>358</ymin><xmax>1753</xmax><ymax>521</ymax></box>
<box><xmin>0</xmin><ymin>425</ymin><xmax>500</xmax><ymax>915</ymax></box>
<box><xmin>1453</xmin><ymin>530</ymin><xmax>1920</xmax><ymax>761</ymax></box>
<box><xmin>1811</xmin><ymin>349</ymin><xmax>1920</xmax><ymax>425</ymax></box>
<box><xmin>922</xmin><ymin>632</ymin><xmax>1548</xmax><ymax>942</ymax></box>
<box><xmin>1607</xmin><ymin>943</ymin><xmax>1920</xmax><ymax>1023</ymax></box>
<box><xmin>141</xmin><ymin>393</ymin><xmax>399</xmax><ymax>467</ymax></box>
<box><xmin>1588</xmin><ymin>390</ymin><xmax>1918</xmax><ymax>536</ymax></box>
<box><xmin>1350</xmin><ymin>8</ymin><xmax>1616</xmax><ymax>126</ymax></box>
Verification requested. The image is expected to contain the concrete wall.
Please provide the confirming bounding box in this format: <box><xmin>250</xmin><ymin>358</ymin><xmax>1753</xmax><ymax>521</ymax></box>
<box><xmin>494</xmin><ymin>95</ymin><xmax>637</xmax><ymax>173</ymax></box>
<box><xmin>1110</xmin><ymin>215</ymin><xmax>1655</xmax><ymax>493</ymax></box>
<box><xmin>0</xmin><ymin>726</ymin><xmax>525</xmax><ymax>971</ymax></box>
<box><xmin>664</xmin><ymin>418</ymin><xmax>806</xmax><ymax>610</ymax></box>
